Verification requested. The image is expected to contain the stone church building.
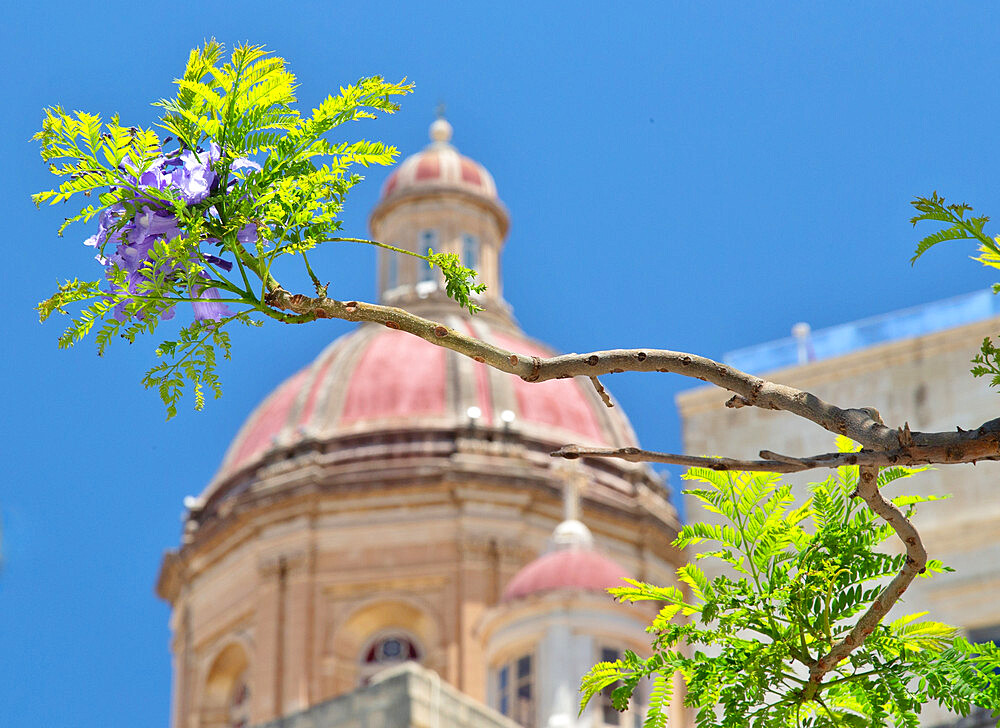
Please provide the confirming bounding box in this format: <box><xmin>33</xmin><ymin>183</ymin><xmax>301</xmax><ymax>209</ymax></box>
<box><xmin>156</xmin><ymin>119</ymin><xmax>685</xmax><ymax>728</ymax></box>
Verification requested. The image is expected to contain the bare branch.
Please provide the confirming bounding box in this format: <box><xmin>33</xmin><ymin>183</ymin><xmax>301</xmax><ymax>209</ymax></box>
<box><xmin>793</xmin><ymin>409</ymin><xmax>926</xmax><ymax>698</ymax></box>
<box><xmin>263</xmin><ymin>288</ymin><xmax>1000</xmax><ymax>471</ymax></box>
<box><xmin>802</xmin><ymin>460</ymin><xmax>927</xmax><ymax>700</ymax></box>
<box><xmin>552</xmin><ymin>445</ymin><xmax>802</xmax><ymax>471</ymax></box>
<box><xmin>551</xmin><ymin>443</ymin><xmax>1000</xmax><ymax>472</ymax></box>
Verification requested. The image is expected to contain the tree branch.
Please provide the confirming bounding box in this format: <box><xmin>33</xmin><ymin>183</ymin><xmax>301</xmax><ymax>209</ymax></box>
<box><xmin>802</xmin><ymin>462</ymin><xmax>927</xmax><ymax>700</ymax></box>
<box><xmin>551</xmin><ymin>443</ymin><xmax>1000</xmax><ymax>472</ymax></box>
<box><xmin>263</xmin><ymin>288</ymin><xmax>1000</xmax><ymax>470</ymax></box>
<box><xmin>794</xmin><ymin>409</ymin><xmax>927</xmax><ymax>700</ymax></box>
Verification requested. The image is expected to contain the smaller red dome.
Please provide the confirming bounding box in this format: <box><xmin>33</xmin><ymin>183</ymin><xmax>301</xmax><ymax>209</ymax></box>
<box><xmin>380</xmin><ymin>118</ymin><xmax>498</xmax><ymax>202</ymax></box>
<box><xmin>501</xmin><ymin>547</ymin><xmax>631</xmax><ymax>603</ymax></box>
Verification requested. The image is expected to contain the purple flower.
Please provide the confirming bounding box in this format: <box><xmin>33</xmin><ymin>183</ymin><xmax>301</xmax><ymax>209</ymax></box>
<box><xmin>191</xmin><ymin>282</ymin><xmax>232</xmax><ymax>323</ymax></box>
<box><xmin>231</xmin><ymin>158</ymin><xmax>262</xmax><ymax>173</ymax></box>
<box><xmin>107</xmin><ymin>269</ymin><xmax>176</xmax><ymax>322</ymax></box>
<box><xmin>203</xmin><ymin>253</ymin><xmax>234</xmax><ymax>272</ymax></box>
<box><xmin>84</xmin><ymin>205</ymin><xmax>125</xmax><ymax>264</ymax></box>
<box><xmin>158</xmin><ymin>142</ymin><xmax>220</xmax><ymax>204</ymax></box>
<box><xmin>130</xmin><ymin>207</ymin><xmax>181</xmax><ymax>246</ymax></box>
<box><xmin>97</xmin><ymin>206</ymin><xmax>184</xmax><ymax>321</ymax></box>
<box><xmin>237</xmin><ymin>222</ymin><xmax>258</xmax><ymax>246</ymax></box>
<box><xmin>84</xmin><ymin>142</ymin><xmax>250</xmax><ymax>323</ymax></box>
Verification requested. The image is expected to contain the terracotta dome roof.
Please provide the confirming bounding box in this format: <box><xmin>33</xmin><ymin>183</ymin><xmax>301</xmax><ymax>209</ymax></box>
<box><xmin>501</xmin><ymin>542</ymin><xmax>631</xmax><ymax>603</ymax></box>
<box><xmin>379</xmin><ymin>118</ymin><xmax>499</xmax><ymax>202</ymax></box>
<box><xmin>208</xmin><ymin>316</ymin><xmax>640</xmax><ymax>492</ymax></box>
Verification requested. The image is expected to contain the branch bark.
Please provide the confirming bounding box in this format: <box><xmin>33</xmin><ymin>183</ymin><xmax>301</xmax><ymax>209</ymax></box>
<box><xmin>801</xmin><ymin>417</ymin><xmax>927</xmax><ymax>700</ymax></box>
<box><xmin>264</xmin><ymin>288</ymin><xmax>1000</xmax><ymax>470</ymax></box>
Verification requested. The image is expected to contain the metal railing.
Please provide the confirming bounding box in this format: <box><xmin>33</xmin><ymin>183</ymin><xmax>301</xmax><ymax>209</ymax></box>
<box><xmin>724</xmin><ymin>290</ymin><xmax>1000</xmax><ymax>375</ymax></box>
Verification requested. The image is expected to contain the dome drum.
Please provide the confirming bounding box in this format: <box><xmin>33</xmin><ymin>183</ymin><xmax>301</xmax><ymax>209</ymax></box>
<box><xmin>180</xmin><ymin>425</ymin><xmax>674</xmax><ymax>554</ymax></box>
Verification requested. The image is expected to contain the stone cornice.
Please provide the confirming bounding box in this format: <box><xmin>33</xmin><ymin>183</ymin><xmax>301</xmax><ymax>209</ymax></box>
<box><xmin>156</xmin><ymin>549</ymin><xmax>184</xmax><ymax>604</ymax></box>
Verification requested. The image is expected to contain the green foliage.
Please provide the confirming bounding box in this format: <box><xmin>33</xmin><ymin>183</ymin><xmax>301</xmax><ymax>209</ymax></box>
<box><xmin>142</xmin><ymin>313</ymin><xmax>260</xmax><ymax>419</ymax></box>
<box><xmin>35</xmin><ymin>42</ymin><xmax>486</xmax><ymax>416</ymax></box>
<box><xmin>426</xmin><ymin>248</ymin><xmax>486</xmax><ymax>314</ymax></box>
<box><xmin>911</xmin><ymin>193</ymin><xmax>1000</xmax><ymax>390</ymax></box>
<box><xmin>580</xmin><ymin>441</ymin><xmax>997</xmax><ymax>727</ymax></box>
<box><xmin>909</xmin><ymin>192</ymin><xmax>995</xmax><ymax>265</ymax></box>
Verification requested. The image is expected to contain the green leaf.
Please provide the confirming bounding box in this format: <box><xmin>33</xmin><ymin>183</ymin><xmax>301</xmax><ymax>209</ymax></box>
<box><xmin>677</xmin><ymin>564</ymin><xmax>711</xmax><ymax>603</ymax></box>
<box><xmin>889</xmin><ymin>612</ymin><xmax>957</xmax><ymax>653</ymax></box>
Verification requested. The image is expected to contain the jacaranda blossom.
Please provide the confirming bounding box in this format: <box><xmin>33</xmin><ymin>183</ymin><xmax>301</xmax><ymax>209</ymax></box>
<box><xmin>84</xmin><ymin>142</ymin><xmax>254</xmax><ymax>323</ymax></box>
<box><xmin>191</xmin><ymin>282</ymin><xmax>232</xmax><ymax>322</ymax></box>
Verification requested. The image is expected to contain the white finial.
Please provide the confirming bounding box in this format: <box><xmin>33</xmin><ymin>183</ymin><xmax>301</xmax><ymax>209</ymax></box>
<box><xmin>551</xmin><ymin>520</ymin><xmax>594</xmax><ymax>550</ymax></box>
<box><xmin>430</xmin><ymin>117</ymin><xmax>453</xmax><ymax>144</ymax></box>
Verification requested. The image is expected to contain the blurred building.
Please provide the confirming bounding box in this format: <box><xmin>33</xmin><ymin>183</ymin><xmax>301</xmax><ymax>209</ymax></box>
<box><xmin>677</xmin><ymin>292</ymin><xmax>1000</xmax><ymax>727</ymax></box>
<box><xmin>157</xmin><ymin>119</ymin><xmax>684</xmax><ymax>728</ymax></box>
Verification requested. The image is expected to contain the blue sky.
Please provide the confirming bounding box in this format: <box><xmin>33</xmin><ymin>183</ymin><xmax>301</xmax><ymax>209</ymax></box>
<box><xmin>3</xmin><ymin>3</ymin><xmax>1000</xmax><ymax>726</ymax></box>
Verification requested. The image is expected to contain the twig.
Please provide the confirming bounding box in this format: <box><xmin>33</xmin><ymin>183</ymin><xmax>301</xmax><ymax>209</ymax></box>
<box><xmin>589</xmin><ymin>376</ymin><xmax>613</xmax><ymax>408</ymax></box>
<box><xmin>550</xmin><ymin>444</ymin><xmax>1000</xmax><ymax>473</ymax></box>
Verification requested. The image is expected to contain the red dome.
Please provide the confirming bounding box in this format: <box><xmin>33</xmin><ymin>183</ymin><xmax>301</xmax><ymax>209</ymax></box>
<box><xmin>208</xmin><ymin>316</ymin><xmax>639</xmax><ymax>492</ymax></box>
<box><xmin>380</xmin><ymin>118</ymin><xmax>498</xmax><ymax>202</ymax></box>
<box><xmin>501</xmin><ymin>547</ymin><xmax>631</xmax><ymax>602</ymax></box>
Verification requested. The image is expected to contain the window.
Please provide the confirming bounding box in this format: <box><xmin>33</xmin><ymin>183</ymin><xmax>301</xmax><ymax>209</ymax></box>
<box><xmin>495</xmin><ymin>654</ymin><xmax>535</xmax><ymax>727</ymax></box>
<box><xmin>968</xmin><ymin>624</ymin><xmax>1000</xmax><ymax>648</ymax></box>
<box><xmin>462</xmin><ymin>233</ymin><xmax>479</xmax><ymax>271</ymax></box>
<box><xmin>359</xmin><ymin>633</ymin><xmax>421</xmax><ymax>686</ymax></box>
<box><xmin>419</xmin><ymin>230</ymin><xmax>437</xmax><ymax>283</ymax></box>
<box><xmin>204</xmin><ymin>642</ymin><xmax>249</xmax><ymax>728</ymax></box>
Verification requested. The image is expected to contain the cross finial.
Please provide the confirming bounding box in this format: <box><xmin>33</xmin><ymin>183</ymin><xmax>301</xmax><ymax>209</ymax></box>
<box><xmin>435</xmin><ymin>101</ymin><xmax>446</xmax><ymax>120</ymax></box>
<box><xmin>563</xmin><ymin>469</ymin><xmax>584</xmax><ymax>522</ymax></box>
<box><xmin>429</xmin><ymin>108</ymin><xmax>453</xmax><ymax>144</ymax></box>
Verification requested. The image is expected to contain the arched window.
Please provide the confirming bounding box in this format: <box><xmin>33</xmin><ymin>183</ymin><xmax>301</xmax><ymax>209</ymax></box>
<box><xmin>359</xmin><ymin>632</ymin><xmax>421</xmax><ymax>686</ymax></box>
<box><xmin>202</xmin><ymin>642</ymin><xmax>250</xmax><ymax>728</ymax></box>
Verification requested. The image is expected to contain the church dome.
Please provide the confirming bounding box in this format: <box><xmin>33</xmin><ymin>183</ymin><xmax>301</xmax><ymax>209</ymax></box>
<box><xmin>160</xmin><ymin>119</ymin><xmax>682</xmax><ymax>728</ymax></box>
<box><xmin>380</xmin><ymin>118</ymin><xmax>498</xmax><ymax>202</ymax></box>
<box><xmin>500</xmin><ymin>519</ymin><xmax>632</xmax><ymax>602</ymax></box>
<box><xmin>194</xmin><ymin>116</ymin><xmax>646</xmax><ymax>517</ymax></box>
<box><xmin>372</xmin><ymin>117</ymin><xmax>509</xmax><ymax>240</ymax></box>
<box><xmin>208</xmin><ymin>317</ymin><xmax>640</xmax><ymax>493</ymax></box>
<box><xmin>500</xmin><ymin>548</ymin><xmax>631</xmax><ymax>602</ymax></box>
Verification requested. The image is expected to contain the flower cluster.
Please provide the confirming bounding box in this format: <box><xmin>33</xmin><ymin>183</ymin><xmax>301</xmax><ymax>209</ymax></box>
<box><xmin>85</xmin><ymin>143</ymin><xmax>258</xmax><ymax>322</ymax></box>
